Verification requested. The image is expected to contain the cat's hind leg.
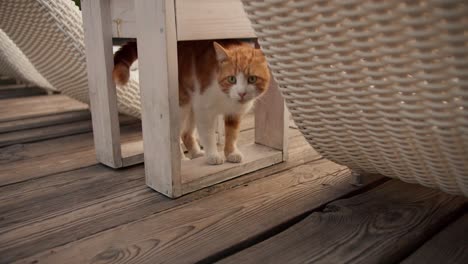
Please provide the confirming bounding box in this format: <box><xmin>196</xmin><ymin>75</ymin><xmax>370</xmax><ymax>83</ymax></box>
<box><xmin>179</xmin><ymin>104</ymin><xmax>191</xmax><ymax>160</ymax></box>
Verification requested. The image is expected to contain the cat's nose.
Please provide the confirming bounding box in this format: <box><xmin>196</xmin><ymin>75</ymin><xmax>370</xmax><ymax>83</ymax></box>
<box><xmin>238</xmin><ymin>92</ymin><xmax>247</xmax><ymax>99</ymax></box>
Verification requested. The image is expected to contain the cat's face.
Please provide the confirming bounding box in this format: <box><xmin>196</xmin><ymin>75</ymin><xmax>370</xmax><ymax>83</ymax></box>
<box><xmin>214</xmin><ymin>42</ymin><xmax>270</xmax><ymax>104</ymax></box>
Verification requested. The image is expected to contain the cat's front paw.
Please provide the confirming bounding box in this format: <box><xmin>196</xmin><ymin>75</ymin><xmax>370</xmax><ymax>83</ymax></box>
<box><xmin>206</xmin><ymin>152</ymin><xmax>225</xmax><ymax>165</ymax></box>
<box><xmin>226</xmin><ymin>149</ymin><xmax>243</xmax><ymax>163</ymax></box>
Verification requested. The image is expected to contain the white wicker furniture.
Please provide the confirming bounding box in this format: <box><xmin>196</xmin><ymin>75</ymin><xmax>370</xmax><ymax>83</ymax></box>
<box><xmin>241</xmin><ymin>0</ymin><xmax>468</xmax><ymax>196</ymax></box>
<box><xmin>0</xmin><ymin>30</ymin><xmax>54</xmax><ymax>90</ymax></box>
<box><xmin>0</xmin><ymin>0</ymin><xmax>142</xmax><ymax>117</ymax></box>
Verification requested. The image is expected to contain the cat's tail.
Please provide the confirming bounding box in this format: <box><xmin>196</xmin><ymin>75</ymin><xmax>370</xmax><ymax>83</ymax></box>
<box><xmin>112</xmin><ymin>42</ymin><xmax>138</xmax><ymax>85</ymax></box>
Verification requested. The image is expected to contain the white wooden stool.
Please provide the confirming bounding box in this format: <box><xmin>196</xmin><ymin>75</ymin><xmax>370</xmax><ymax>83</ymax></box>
<box><xmin>81</xmin><ymin>0</ymin><xmax>288</xmax><ymax>198</ymax></box>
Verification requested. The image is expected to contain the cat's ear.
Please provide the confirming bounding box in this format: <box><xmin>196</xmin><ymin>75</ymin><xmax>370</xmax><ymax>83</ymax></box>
<box><xmin>213</xmin><ymin>42</ymin><xmax>229</xmax><ymax>62</ymax></box>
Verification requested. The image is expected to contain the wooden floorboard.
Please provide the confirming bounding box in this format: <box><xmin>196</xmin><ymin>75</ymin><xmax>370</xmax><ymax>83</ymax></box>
<box><xmin>1</xmin><ymin>89</ymin><xmax>465</xmax><ymax>264</ymax></box>
<box><xmin>0</xmin><ymin>111</ymin><xmax>91</xmax><ymax>133</ymax></box>
<box><xmin>0</xmin><ymin>86</ymin><xmax>47</xmax><ymax>99</ymax></box>
<box><xmin>0</xmin><ymin>115</ymin><xmax>137</xmax><ymax>148</ymax></box>
<box><xmin>220</xmin><ymin>180</ymin><xmax>467</xmax><ymax>264</ymax></box>
<box><xmin>0</xmin><ymin>113</ymin><xmax>256</xmax><ymax>187</ymax></box>
<box><xmin>0</xmin><ymin>95</ymin><xmax>88</xmax><ymax>122</ymax></box>
<box><xmin>0</xmin><ymin>123</ymin><xmax>142</xmax><ymax>186</ymax></box>
<box><xmin>0</xmin><ymin>130</ymin><xmax>316</xmax><ymax>263</ymax></box>
<box><xmin>401</xmin><ymin>213</ymin><xmax>468</xmax><ymax>264</ymax></box>
<box><xmin>12</xmin><ymin>161</ymin><xmax>385</xmax><ymax>263</ymax></box>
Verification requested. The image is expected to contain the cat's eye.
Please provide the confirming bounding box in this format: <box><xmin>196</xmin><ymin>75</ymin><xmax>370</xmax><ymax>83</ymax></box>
<box><xmin>227</xmin><ymin>76</ymin><xmax>237</xmax><ymax>84</ymax></box>
<box><xmin>247</xmin><ymin>76</ymin><xmax>257</xmax><ymax>84</ymax></box>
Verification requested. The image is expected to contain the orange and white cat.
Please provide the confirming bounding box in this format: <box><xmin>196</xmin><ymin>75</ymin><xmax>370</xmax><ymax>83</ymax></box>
<box><xmin>113</xmin><ymin>40</ymin><xmax>270</xmax><ymax>165</ymax></box>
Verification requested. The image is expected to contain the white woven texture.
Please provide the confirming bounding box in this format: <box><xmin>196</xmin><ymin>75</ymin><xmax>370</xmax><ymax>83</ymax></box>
<box><xmin>0</xmin><ymin>0</ymin><xmax>142</xmax><ymax>118</ymax></box>
<box><xmin>242</xmin><ymin>0</ymin><xmax>468</xmax><ymax>196</ymax></box>
<box><xmin>0</xmin><ymin>29</ymin><xmax>54</xmax><ymax>90</ymax></box>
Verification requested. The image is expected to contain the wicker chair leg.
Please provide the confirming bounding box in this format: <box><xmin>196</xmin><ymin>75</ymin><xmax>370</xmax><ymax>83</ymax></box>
<box><xmin>351</xmin><ymin>170</ymin><xmax>364</xmax><ymax>187</ymax></box>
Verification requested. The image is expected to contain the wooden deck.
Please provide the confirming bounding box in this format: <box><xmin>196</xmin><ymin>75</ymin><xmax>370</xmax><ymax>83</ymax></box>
<box><xmin>0</xmin><ymin>82</ymin><xmax>467</xmax><ymax>264</ymax></box>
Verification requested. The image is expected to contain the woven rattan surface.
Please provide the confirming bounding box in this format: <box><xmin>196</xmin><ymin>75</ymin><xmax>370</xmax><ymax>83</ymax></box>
<box><xmin>0</xmin><ymin>0</ymin><xmax>142</xmax><ymax>118</ymax></box>
<box><xmin>242</xmin><ymin>0</ymin><xmax>468</xmax><ymax>195</ymax></box>
<box><xmin>0</xmin><ymin>29</ymin><xmax>54</xmax><ymax>90</ymax></box>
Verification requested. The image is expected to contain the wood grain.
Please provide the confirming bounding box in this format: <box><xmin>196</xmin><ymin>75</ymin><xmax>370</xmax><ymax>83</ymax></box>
<box><xmin>0</xmin><ymin>86</ymin><xmax>46</xmax><ymax>99</ymax></box>
<box><xmin>0</xmin><ymin>115</ymin><xmax>136</xmax><ymax>148</ymax></box>
<box><xmin>0</xmin><ymin>95</ymin><xmax>88</xmax><ymax>122</ymax></box>
<box><xmin>108</xmin><ymin>0</ymin><xmax>256</xmax><ymax>40</ymax></box>
<box><xmin>14</xmin><ymin>161</ymin><xmax>384</xmax><ymax>263</ymax></box>
<box><xmin>401</xmin><ymin>213</ymin><xmax>468</xmax><ymax>264</ymax></box>
<box><xmin>0</xmin><ymin>113</ymin><xmax>253</xmax><ymax>188</ymax></box>
<box><xmin>176</xmin><ymin>0</ymin><xmax>255</xmax><ymax>41</ymax></box>
<box><xmin>181</xmin><ymin>144</ymin><xmax>283</xmax><ymax>193</ymax></box>
<box><xmin>82</xmin><ymin>0</ymin><xmax>123</xmax><ymax>168</ymax></box>
<box><xmin>0</xmin><ymin>123</ymin><xmax>142</xmax><ymax>186</ymax></box>
<box><xmin>254</xmin><ymin>74</ymin><xmax>288</xmax><ymax>160</ymax></box>
<box><xmin>110</xmin><ymin>0</ymin><xmax>136</xmax><ymax>38</ymax></box>
<box><xmin>135</xmin><ymin>0</ymin><xmax>182</xmax><ymax>197</ymax></box>
<box><xmin>220</xmin><ymin>180</ymin><xmax>467</xmax><ymax>264</ymax></box>
<box><xmin>0</xmin><ymin>111</ymin><xmax>91</xmax><ymax>133</ymax></box>
<box><xmin>0</xmin><ymin>130</ymin><xmax>311</xmax><ymax>263</ymax></box>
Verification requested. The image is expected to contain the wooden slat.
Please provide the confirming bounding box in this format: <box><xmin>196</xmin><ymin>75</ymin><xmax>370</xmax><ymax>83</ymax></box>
<box><xmin>0</xmin><ymin>129</ymin><xmax>310</xmax><ymax>263</ymax></box>
<box><xmin>220</xmin><ymin>181</ymin><xmax>467</xmax><ymax>264</ymax></box>
<box><xmin>0</xmin><ymin>86</ymin><xmax>46</xmax><ymax>99</ymax></box>
<box><xmin>401</xmin><ymin>213</ymin><xmax>468</xmax><ymax>264</ymax></box>
<box><xmin>0</xmin><ymin>119</ymin><xmax>93</xmax><ymax>148</ymax></box>
<box><xmin>255</xmin><ymin>75</ymin><xmax>288</xmax><ymax>160</ymax></box>
<box><xmin>175</xmin><ymin>0</ymin><xmax>255</xmax><ymax>41</ymax></box>
<box><xmin>13</xmin><ymin>161</ymin><xmax>385</xmax><ymax>263</ymax></box>
<box><xmin>0</xmin><ymin>115</ymin><xmax>136</xmax><ymax>148</ymax></box>
<box><xmin>108</xmin><ymin>0</ymin><xmax>255</xmax><ymax>40</ymax></box>
<box><xmin>0</xmin><ymin>111</ymin><xmax>91</xmax><ymax>133</ymax></box>
<box><xmin>0</xmin><ymin>114</ymin><xmax>254</xmax><ymax>187</ymax></box>
<box><xmin>0</xmin><ymin>95</ymin><xmax>88</xmax><ymax>122</ymax></box>
<box><xmin>121</xmin><ymin>140</ymin><xmax>144</xmax><ymax>167</ymax></box>
<box><xmin>110</xmin><ymin>0</ymin><xmax>136</xmax><ymax>38</ymax></box>
<box><xmin>0</xmin><ymin>123</ymin><xmax>142</xmax><ymax>186</ymax></box>
<box><xmin>181</xmin><ymin>144</ymin><xmax>282</xmax><ymax>191</ymax></box>
<box><xmin>136</xmin><ymin>0</ymin><xmax>182</xmax><ymax>197</ymax></box>
<box><xmin>82</xmin><ymin>0</ymin><xmax>123</xmax><ymax>168</ymax></box>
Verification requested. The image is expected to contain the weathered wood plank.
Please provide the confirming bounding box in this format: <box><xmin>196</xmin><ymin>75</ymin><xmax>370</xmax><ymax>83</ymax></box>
<box><xmin>0</xmin><ymin>130</ymin><xmax>310</xmax><ymax>263</ymax></box>
<box><xmin>220</xmin><ymin>181</ymin><xmax>467</xmax><ymax>264</ymax></box>
<box><xmin>0</xmin><ymin>115</ymin><xmax>136</xmax><ymax>148</ymax></box>
<box><xmin>0</xmin><ymin>111</ymin><xmax>91</xmax><ymax>133</ymax></box>
<box><xmin>181</xmin><ymin>144</ymin><xmax>283</xmax><ymax>193</ymax></box>
<box><xmin>0</xmin><ymin>95</ymin><xmax>88</xmax><ymax>122</ymax></box>
<box><xmin>136</xmin><ymin>0</ymin><xmax>182</xmax><ymax>197</ymax></box>
<box><xmin>0</xmin><ymin>86</ymin><xmax>46</xmax><ymax>99</ymax></box>
<box><xmin>176</xmin><ymin>0</ymin><xmax>256</xmax><ymax>41</ymax></box>
<box><xmin>0</xmin><ymin>113</ymin><xmax>254</xmax><ymax>187</ymax></box>
<box><xmin>82</xmin><ymin>0</ymin><xmax>123</xmax><ymax>168</ymax></box>
<box><xmin>108</xmin><ymin>0</ymin><xmax>256</xmax><ymax>40</ymax></box>
<box><xmin>13</xmin><ymin>161</ymin><xmax>384</xmax><ymax>263</ymax></box>
<box><xmin>401</xmin><ymin>213</ymin><xmax>468</xmax><ymax>264</ymax></box>
<box><xmin>0</xmin><ymin>120</ymin><xmax>92</xmax><ymax>148</ymax></box>
<box><xmin>254</xmin><ymin>75</ymin><xmax>288</xmax><ymax>159</ymax></box>
<box><xmin>0</xmin><ymin>123</ymin><xmax>142</xmax><ymax>186</ymax></box>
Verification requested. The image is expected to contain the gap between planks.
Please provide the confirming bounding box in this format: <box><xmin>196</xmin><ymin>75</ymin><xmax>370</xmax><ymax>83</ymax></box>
<box><xmin>12</xmin><ymin>162</ymin><xmax>385</xmax><ymax>263</ymax></box>
<box><xmin>0</xmin><ymin>95</ymin><xmax>88</xmax><ymax>122</ymax></box>
<box><xmin>0</xmin><ymin>129</ymin><xmax>311</xmax><ymax>263</ymax></box>
<box><xmin>219</xmin><ymin>181</ymin><xmax>467</xmax><ymax>264</ymax></box>
<box><xmin>401</xmin><ymin>212</ymin><xmax>468</xmax><ymax>264</ymax></box>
